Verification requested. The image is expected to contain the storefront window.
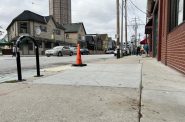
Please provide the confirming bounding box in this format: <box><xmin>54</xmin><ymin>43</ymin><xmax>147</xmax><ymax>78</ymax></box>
<box><xmin>169</xmin><ymin>0</ymin><xmax>185</xmax><ymax>31</ymax></box>
<box><xmin>178</xmin><ymin>0</ymin><xmax>184</xmax><ymax>25</ymax></box>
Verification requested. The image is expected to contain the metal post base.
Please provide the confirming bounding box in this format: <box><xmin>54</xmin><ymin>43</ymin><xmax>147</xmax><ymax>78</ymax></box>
<box><xmin>72</xmin><ymin>64</ymin><xmax>87</xmax><ymax>67</ymax></box>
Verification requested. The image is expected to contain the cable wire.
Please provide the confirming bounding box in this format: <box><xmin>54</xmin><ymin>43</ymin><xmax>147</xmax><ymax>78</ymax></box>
<box><xmin>129</xmin><ymin>0</ymin><xmax>147</xmax><ymax>15</ymax></box>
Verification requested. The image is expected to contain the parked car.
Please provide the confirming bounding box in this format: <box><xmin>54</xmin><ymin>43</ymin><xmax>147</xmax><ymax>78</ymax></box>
<box><xmin>69</xmin><ymin>47</ymin><xmax>77</xmax><ymax>55</ymax></box>
<box><xmin>45</xmin><ymin>46</ymin><xmax>73</xmax><ymax>57</ymax></box>
<box><xmin>80</xmin><ymin>48</ymin><xmax>89</xmax><ymax>55</ymax></box>
<box><xmin>105</xmin><ymin>49</ymin><xmax>114</xmax><ymax>54</ymax></box>
<box><xmin>123</xmin><ymin>48</ymin><xmax>130</xmax><ymax>55</ymax></box>
<box><xmin>114</xmin><ymin>49</ymin><xmax>126</xmax><ymax>56</ymax></box>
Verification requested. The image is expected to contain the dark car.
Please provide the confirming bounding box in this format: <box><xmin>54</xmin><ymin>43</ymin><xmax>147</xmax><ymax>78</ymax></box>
<box><xmin>80</xmin><ymin>48</ymin><xmax>89</xmax><ymax>55</ymax></box>
<box><xmin>105</xmin><ymin>49</ymin><xmax>114</xmax><ymax>54</ymax></box>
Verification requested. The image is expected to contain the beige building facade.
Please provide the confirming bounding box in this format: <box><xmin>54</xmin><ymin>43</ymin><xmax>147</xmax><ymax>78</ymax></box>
<box><xmin>7</xmin><ymin>10</ymin><xmax>65</xmax><ymax>55</ymax></box>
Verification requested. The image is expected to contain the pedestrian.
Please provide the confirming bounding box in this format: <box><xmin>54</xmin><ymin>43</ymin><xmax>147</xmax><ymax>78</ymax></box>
<box><xmin>136</xmin><ymin>46</ymin><xmax>141</xmax><ymax>56</ymax></box>
<box><xmin>140</xmin><ymin>46</ymin><xmax>144</xmax><ymax>55</ymax></box>
<box><xmin>146</xmin><ymin>44</ymin><xmax>149</xmax><ymax>56</ymax></box>
<box><xmin>131</xmin><ymin>43</ymin><xmax>134</xmax><ymax>55</ymax></box>
<box><xmin>12</xmin><ymin>46</ymin><xmax>16</xmax><ymax>57</ymax></box>
<box><xmin>144</xmin><ymin>44</ymin><xmax>149</xmax><ymax>57</ymax></box>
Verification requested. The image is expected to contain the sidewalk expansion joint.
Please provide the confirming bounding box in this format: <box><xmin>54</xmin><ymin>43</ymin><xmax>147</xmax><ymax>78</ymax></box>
<box><xmin>138</xmin><ymin>61</ymin><xmax>143</xmax><ymax>122</ymax></box>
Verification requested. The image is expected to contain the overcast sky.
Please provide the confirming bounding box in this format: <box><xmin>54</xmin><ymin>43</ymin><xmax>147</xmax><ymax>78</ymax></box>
<box><xmin>0</xmin><ymin>0</ymin><xmax>147</xmax><ymax>41</ymax></box>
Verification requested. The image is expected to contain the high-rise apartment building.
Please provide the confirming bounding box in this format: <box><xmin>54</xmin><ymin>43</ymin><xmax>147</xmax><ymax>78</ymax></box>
<box><xmin>49</xmin><ymin>0</ymin><xmax>71</xmax><ymax>24</ymax></box>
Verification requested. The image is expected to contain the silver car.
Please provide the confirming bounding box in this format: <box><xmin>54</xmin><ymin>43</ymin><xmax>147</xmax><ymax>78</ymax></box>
<box><xmin>45</xmin><ymin>46</ymin><xmax>73</xmax><ymax>57</ymax></box>
<box><xmin>69</xmin><ymin>47</ymin><xmax>77</xmax><ymax>55</ymax></box>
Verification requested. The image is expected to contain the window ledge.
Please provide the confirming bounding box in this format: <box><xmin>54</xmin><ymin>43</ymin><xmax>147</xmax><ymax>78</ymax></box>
<box><xmin>169</xmin><ymin>21</ymin><xmax>185</xmax><ymax>34</ymax></box>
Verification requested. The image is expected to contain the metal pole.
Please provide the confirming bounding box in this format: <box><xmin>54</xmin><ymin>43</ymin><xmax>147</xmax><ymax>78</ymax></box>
<box><xmin>125</xmin><ymin>0</ymin><xmax>128</xmax><ymax>54</ymax></box>
<box><xmin>116</xmin><ymin>0</ymin><xmax>120</xmax><ymax>59</ymax></box>
<box><xmin>35</xmin><ymin>46</ymin><xmax>40</xmax><ymax>76</ymax></box>
<box><xmin>121</xmin><ymin>0</ymin><xmax>124</xmax><ymax>57</ymax></box>
<box><xmin>16</xmin><ymin>51</ymin><xmax>22</xmax><ymax>81</ymax></box>
<box><xmin>134</xmin><ymin>17</ymin><xmax>138</xmax><ymax>47</ymax></box>
<box><xmin>94</xmin><ymin>37</ymin><xmax>95</xmax><ymax>55</ymax></box>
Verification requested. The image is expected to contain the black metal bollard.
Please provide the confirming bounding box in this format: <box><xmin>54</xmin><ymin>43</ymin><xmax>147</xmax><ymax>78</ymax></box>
<box><xmin>117</xmin><ymin>49</ymin><xmax>120</xmax><ymax>59</ymax></box>
<box><xmin>16</xmin><ymin>51</ymin><xmax>22</xmax><ymax>81</ymax></box>
<box><xmin>35</xmin><ymin>46</ymin><xmax>40</xmax><ymax>77</ymax></box>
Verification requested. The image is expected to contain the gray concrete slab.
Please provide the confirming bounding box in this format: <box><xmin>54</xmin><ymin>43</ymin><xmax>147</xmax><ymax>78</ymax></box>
<box><xmin>0</xmin><ymin>55</ymin><xmax>114</xmax><ymax>83</ymax></box>
<box><xmin>32</xmin><ymin>63</ymin><xmax>142</xmax><ymax>88</ymax></box>
<box><xmin>141</xmin><ymin>89</ymin><xmax>185</xmax><ymax>122</ymax></box>
<box><xmin>0</xmin><ymin>70</ymin><xmax>37</xmax><ymax>83</ymax></box>
<box><xmin>140</xmin><ymin>58</ymin><xmax>185</xmax><ymax>122</ymax></box>
<box><xmin>0</xmin><ymin>83</ymin><xmax>139</xmax><ymax>122</ymax></box>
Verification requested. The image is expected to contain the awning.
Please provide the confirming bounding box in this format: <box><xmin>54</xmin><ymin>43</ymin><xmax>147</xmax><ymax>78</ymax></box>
<box><xmin>140</xmin><ymin>38</ymin><xmax>147</xmax><ymax>45</ymax></box>
<box><xmin>145</xmin><ymin>18</ymin><xmax>153</xmax><ymax>34</ymax></box>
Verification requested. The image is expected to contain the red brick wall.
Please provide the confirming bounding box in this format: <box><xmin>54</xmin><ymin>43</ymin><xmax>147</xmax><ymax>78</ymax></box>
<box><xmin>167</xmin><ymin>23</ymin><xmax>185</xmax><ymax>73</ymax></box>
<box><xmin>160</xmin><ymin>0</ymin><xmax>185</xmax><ymax>74</ymax></box>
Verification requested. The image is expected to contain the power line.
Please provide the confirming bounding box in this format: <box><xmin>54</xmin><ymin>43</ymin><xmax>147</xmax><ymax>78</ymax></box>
<box><xmin>127</xmin><ymin>2</ymin><xmax>137</xmax><ymax>16</ymax></box>
<box><xmin>127</xmin><ymin>1</ymin><xmax>145</xmax><ymax>24</ymax></box>
<box><xmin>129</xmin><ymin>0</ymin><xmax>146</xmax><ymax>15</ymax></box>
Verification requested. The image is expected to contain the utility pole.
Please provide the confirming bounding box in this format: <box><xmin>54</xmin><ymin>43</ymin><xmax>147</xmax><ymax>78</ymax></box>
<box><xmin>134</xmin><ymin>17</ymin><xmax>138</xmax><ymax>47</ymax></box>
<box><xmin>121</xmin><ymin>0</ymin><xmax>124</xmax><ymax>57</ymax></box>
<box><xmin>128</xmin><ymin>18</ymin><xmax>145</xmax><ymax>47</ymax></box>
<box><xmin>116</xmin><ymin>0</ymin><xmax>120</xmax><ymax>58</ymax></box>
<box><xmin>125</xmin><ymin>0</ymin><xmax>128</xmax><ymax>52</ymax></box>
<box><xmin>138</xmin><ymin>33</ymin><xmax>141</xmax><ymax>43</ymax></box>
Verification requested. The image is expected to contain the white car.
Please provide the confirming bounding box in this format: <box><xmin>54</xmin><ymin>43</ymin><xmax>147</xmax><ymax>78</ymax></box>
<box><xmin>114</xmin><ymin>49</ymin><xmax>126</xmax><ymax>56</ymax></box>
<box><xmin>45</xmin><ymin>46</ymin><xmax>73</xmax><ymax>57</ymax></box>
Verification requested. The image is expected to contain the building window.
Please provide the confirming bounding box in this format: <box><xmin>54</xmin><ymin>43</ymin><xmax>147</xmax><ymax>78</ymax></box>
<box><xmin>178</xmin><ymin>0</ymin><xmax>184</xmax><ymax>25</ymax></box>
<box><xmin>66</xmin><ymin>34</ymin><xmax>69</xmax><ymax>39</ymax></box>
<box><xmin>40</xmin><ymin>26</ymin><xmax>47</xmax><ymax>32</ymax></box>
<box><xmin>19</xmin><ymin>22</ymin><xmax>29</xmax><ymax>33</ymax></box>
<box><xmin>53</xmin><ymin>29</ymin><xmax>61</xmax><ymax>35</ymax></box>
<box><xmin>78</xmin><ymin>34</ymin><xmax>81</xmax><ymax>40</ymax></box>
<box><xmin>54</xmin><ymin>29</ymin><xmax>61</xmax><ymax>35</ymax></box>
<box><xmin>45</xmin><ymin>42</ymin><xmax>52</xmax><ymax>48</ymax></box>
<box><xmin>169</xmin><ymin>0</ymin><xmax>185</xmax><ymax>31</ymax></box>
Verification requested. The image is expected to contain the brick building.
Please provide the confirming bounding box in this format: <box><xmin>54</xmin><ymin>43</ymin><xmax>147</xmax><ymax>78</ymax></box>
<box><xmin>146</xmin><ymin>0</ymin><xmax>185</xmax><ymax>73</ymax></box>
<box><xmin>49</xmin><ymin>0</ymin><xmax>71</xmax><ymax>24</ymax></box>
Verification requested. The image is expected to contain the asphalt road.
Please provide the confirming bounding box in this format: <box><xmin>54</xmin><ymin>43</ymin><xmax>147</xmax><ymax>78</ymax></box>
<box><xmin>0</xmin><ymin>54</ymin><xmax>114</xmax><ymax>75</ymax></box>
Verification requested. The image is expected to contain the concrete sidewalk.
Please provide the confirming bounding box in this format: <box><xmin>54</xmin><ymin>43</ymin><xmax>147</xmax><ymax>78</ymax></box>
<box><xmin>140</xmin><ymin>58</ymin><xmax>185</xmax><ymax>122</ymax></box>
<box><xmin>32</xmin><ymin>63</ymin><xmax>141</xmax><ymax>88</ymax></box>
<box><xmin>0</xmin><ymin>56</ymin><xmax>184</xmax><ymax>122</ymax></box>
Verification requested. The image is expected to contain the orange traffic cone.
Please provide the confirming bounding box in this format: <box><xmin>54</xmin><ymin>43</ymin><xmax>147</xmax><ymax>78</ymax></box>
<box><xmin>72</xmin><ymin>44</ymin><xmax>87</xmax><ymax>67</ymax></box>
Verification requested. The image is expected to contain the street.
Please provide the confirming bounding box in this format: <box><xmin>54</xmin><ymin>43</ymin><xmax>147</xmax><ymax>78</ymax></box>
<box><xmin>0</xmin><ymin>54</ymin><xmax>114</xmax><ymax>83</ymax></box>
